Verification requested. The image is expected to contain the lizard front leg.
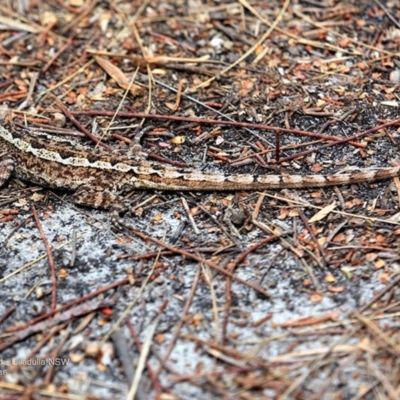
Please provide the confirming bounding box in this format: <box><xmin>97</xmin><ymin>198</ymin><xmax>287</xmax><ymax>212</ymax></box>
<box><xmin>71</xmin><ymin>185</ymin><xmax>119</xmax><ymax>209</ymax></box>
<box><xmin>71</xmin><ymin>184</ymin><xmax>133</xmax><ymax>229</ymax></box>
<box><xmin>0</xmin><ymin>155</ymin><xmax>15</xmax><ymax>188</ymax></box>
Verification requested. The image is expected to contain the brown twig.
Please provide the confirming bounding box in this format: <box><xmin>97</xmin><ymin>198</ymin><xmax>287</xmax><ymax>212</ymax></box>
<box><xmin>168</xmin><ymin>365</ymin><xmax>261</xmax><ymax>382</ymax></box>
<box><xmin>359</xmin><ymin>274</ymin><xmax>400</xmax><ymax>313</ymax></box>
<box><xmin>155</xmin><ymin>265</ymin><xmax>201</xmax><ymax>379</ymax></box>
<box><xmin>42</xmin><ymin>34</ymin><xmax>75</xmax><ymax>73</ymax></box>
<box><xmin>8</xmin><ymin>322</ymin><xmax>69</xmax><ymax>374</ymax></box>
<box><xmin>0</xmin><ymin>299</ymin><xmax>115</xmax><ymax>352</ymax></box>
<box><xmin>127</xmin><ymin>318</ymin><xmax>163</xmax><ymax>398</ymax></box>
<box><xmin>0</xmin><ymin>306</ymin><xmax>16</xmax><ymax>326</ymax></box>
<box><xmin>48</xmin><ymin>94</ymin><xmax>112</xmax><ymax>150</ymax></box>
<box><xmin>64</xmin><ymin>109</ymin><xmax>369</xmax><ymax>147</ymax></box>
<box><xmin>298</xmin><ymin>208</ymin><xmax>327</xmax><ymax>265</ymax></box>
<box><xmin>31</xmin><ymin>206</ymin><xmax>57</xmax><ymax>312</ymax></box>
<box><xmin>6</xmin><ymin>278</ymin><xmax>129</xmax><ymax>333</ymax></box>
<box><xmin>127</xmin><ymin>226</ymin><xmax>270</xmax><ymax>298</ymax></box>
<box><xmin>43</xmin><ymin>329</ymin><xmax>70</xmax><ymax>386</ymax></box>
<box><xmin>230</xmin><ymin>233</ymin><xmax>287</xmax><ymax>270</ymax></box>
<box><xmin>222</xmin><ymin>272</ymin><xmax>232</xmax><ymax>346</ymax></box>
<box><xmin>275</xmin><ymin>129</ymin><xmax>281</xmax><ymax>162</ymax></box>
<box><xmin>221</xmin><ymin>233</ymin><xmax>285</xmax><ymax>345</ymax></box>
<box><xmin>276</xmin><ymin>118</ymin><xmax>400</xmax><ymax>164</ymax></box>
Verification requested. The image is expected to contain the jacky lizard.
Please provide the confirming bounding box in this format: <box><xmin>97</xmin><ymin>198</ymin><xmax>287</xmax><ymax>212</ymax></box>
<box><xmin>1</xmin><ymin>120</ymin><xmax>399</xmax><ymax>211</ymax></box>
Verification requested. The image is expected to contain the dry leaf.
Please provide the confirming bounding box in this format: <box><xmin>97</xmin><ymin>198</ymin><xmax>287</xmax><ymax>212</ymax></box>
<box><xmin>324</xmin><ymin>273</ymin><xmax>335</xmax><ymax>283</ymax></box>
<box><xmin>310</xmin><ymin>294</ymin><xmax>322</xmax><ymax>303</ymax></box>
<box><xmin>365</xmin><ymin>252</ymin><xmax>377</xmax><ymax>261</ymax></box>
<box><xmin>69</xmin><ymin>352</ymin><xmax>84</xmax><ymax>363</ymax></box>
<box><xmin>327</xmin><ymin>285</ymin><xmax>345</xmax><ymax>293</ymax></box>
<box><xmin>278</xmin><ymin>208</ymin><xmax>290</xmax><ymax>219</ymax></box>
<box><xmin>155</xmin><ymin>333</ymin><xmax>166</xmax><ymax>344</ymax></box>
<box><xmin>274</xmin><ymin>311</ymin><xmax>339</xmax><ymax>328</ymax></box>
<box><xmin>42</xmin><ymin>11</ymin><xmax>58</xmax><ymax>25</ymax></box>
<box><xmin>378</xmin><ymin>273</ymin><xmax>390</xmax><ymax>284</ymax></box>
<box><xmin>69</xmin><ymin>0</ymin><xmax>84</xmax><ymax>6</ymax></box>
<box><xmin>376</xmin><ymin>234</ymin><xmax>386</xmax><ymax>243</ymax></box>
<box><xmin>151</xmin><ymin>68</ymin><xmax>167</xmax><ymax>75</ymax></box>
<box><xmin>381</xmin><ymin>100</ymin><xmax>399</xmax><ymax>107</ymax></box>
<box><xmin>94</xmin><ymin>56</ymin><xmax>141</xmax><ymax>95</ymax></box>
<box><xmin>153</xmin><ymin>213</ymin><xmax>163</xmax><ymax>222</ymax></box>
<box><xmin>310</xmin><ymin>191</ymin><xmax>322</xmax><ymax>198</ymax></box>
<box><xmin>308</xmin><ymin>203</ymin><xmax>336</xmax><ymax>223</ymax></box>
<box><xmin>31</xmin><ymin>193</ymin><xmax>45</xmax><ymax>202</ymax></box>
<box><xmin>190</xmin><ymin>313</ymin><xmax>203</xmax><ymax>327</ymax></box>
<box><xmin>0</xmin><ymin>16</ymin><xmax>40</xmax><ymax>33</ymax></box>
<box><xmin>170</xmin><ymin>136</ymin><xmax>186</xmax><ymax>144</ymax></box>
<box><xmin>165</xmin><ymin>102</ymin><xmax>177</xmax><ymax>110</ymax></box>
<box><xmin>85</xmin><ymin>341</ymin><xmax>101</xmax><ymax>357</ymax></box>
<box><xmin>59</xmin><ymin>268</ymin><xmax>68</xmax><ymax>279</ymax></box>
<box><xmin>374</xmin><ymin>259</ymin><xmax>385</xmax><ymax>269</ymax></box>
<box><xmin>341</xmin><ymin>268</ymin><xmax>353</xmax><ymax>280</ymax></box>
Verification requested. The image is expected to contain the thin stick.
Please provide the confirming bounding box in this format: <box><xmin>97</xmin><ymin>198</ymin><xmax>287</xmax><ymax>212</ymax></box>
<box><xmin>65</xmin><ymin>109</ymin><xmax>368</xmax><ymax>147</ymax></box>
<box><xmin>31</xmin><ymin>206</ymin><xmax>57</xmax><ymax>312</ymax></box>
<box><xmin>127</xmin><ymin>226</ymin><xmax>271</xmax><ymax>298</ymax></box>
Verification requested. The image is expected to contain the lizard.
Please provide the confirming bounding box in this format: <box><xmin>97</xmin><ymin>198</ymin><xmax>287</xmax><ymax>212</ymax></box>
<box><xmin>1</xmin><ymin>119</ymin><xmax>400</xmax><ymax>218</ymax></box>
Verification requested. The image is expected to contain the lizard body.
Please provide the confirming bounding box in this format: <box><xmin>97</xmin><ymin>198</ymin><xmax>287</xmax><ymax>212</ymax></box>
<box><xmin>0</xmin><ymin>121</ymin><xmax>399</xmax><ymax>208</ymax></box>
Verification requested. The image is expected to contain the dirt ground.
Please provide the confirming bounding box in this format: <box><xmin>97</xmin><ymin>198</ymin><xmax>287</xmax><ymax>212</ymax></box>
<box><xmin>1</xmin><ymin>1</ymin><xmax>400</xmax><ymax>399</ymax></box>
